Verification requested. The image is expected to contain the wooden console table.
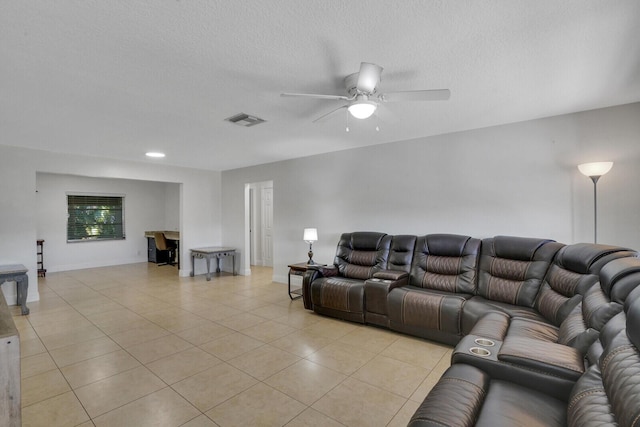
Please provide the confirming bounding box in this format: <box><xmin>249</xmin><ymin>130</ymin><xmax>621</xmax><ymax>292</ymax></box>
<box><xmin>0</xmin><ymin>264</ymin><xmax>29</xmax><ymax>315</ymax></box>
<box><xmin>190</xmin><ymin>247</ymin><xmax>236</xmax><ymax>281</ymax></box>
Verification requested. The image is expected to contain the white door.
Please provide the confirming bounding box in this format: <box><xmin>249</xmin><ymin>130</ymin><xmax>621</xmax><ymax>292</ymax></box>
<box><xmin>261</xmin><ymin>186</ymin><xmax>273</xmax><ymax>266</ymax></box>
<box><xmin>249</xmin><ymin>188</ymin><xmax>255</xmax><ymax>265</ymax></box>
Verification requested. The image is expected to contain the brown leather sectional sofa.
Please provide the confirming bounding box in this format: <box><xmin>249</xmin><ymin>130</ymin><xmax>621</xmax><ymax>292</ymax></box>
<box><xmin>302</xmin><ymin>232</ymin><xmax>640</xmax><ymax>426</ymax></box>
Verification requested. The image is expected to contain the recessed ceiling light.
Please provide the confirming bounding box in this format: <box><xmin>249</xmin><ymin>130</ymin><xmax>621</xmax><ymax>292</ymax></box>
<box><xmin>145</xmin><ymin>152</ymin><xmax>165</xmax><ymax>158</ymax></box>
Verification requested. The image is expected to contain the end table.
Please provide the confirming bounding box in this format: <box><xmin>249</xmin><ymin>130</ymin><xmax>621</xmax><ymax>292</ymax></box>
<box><xmin>288</xmin><ymin>262</ymin><xmax>326</xmax><ymax>300</ymax></box>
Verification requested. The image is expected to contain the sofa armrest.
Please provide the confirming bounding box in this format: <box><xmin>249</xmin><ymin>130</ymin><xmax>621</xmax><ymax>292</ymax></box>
<box><xmin>468</xmin><ymin>311</ymin><xmax>510</xmax><ymax>341</ymax></box>
<box><xmin>452</xmin><ymin>334</ymin><xmax>579</xmax><ymax>401</ymax></box>
<box><xmin>308</xmin><ymin>264</ymin><xmax>339</xmax><ymax>277</ymax></box>
<box><xmin>373</xmin><ymin>269</ymin><xmax>409</xmax><ymax>281</ymax></box>
<box><xmin>364</xmin><ymin>272</ymin><xmax>410</xmax><ymax>319</ymax></box>
<box><xmin>302</xmin><ymin>269</ymin><xmax>320</xmax><ymax>309</ymax></box>
<box><xmin>498</xmin><ymin>336</ymin><xmax>585</xmax><ymax>381</ymax></box>
<box><xmin>302</xmin><ymin>265</ymin><xmax>340</xmax><ymax>309</ymax></box>
<box><xmin>409</xmin><ymin>364</ymin><xmax>489</xmax><ymax>427</ymax></box>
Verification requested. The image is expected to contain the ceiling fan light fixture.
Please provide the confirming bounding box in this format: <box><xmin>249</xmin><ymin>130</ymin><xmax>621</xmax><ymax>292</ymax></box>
<box><xmin>348</xmin><ymin>101</ymin><xmax>377</xmax><ymax>119</ymax></box>
<box><xmin>145</xmin><ymin>152</ymin><xmax>165</xmax><ymax>158</ymax></box>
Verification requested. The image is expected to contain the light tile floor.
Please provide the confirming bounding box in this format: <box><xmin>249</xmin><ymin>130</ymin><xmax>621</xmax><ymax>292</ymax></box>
<box><xmin>11</xmin><ymin>263</ymin><xmax>452</xmax><ymax>427</ymax></box>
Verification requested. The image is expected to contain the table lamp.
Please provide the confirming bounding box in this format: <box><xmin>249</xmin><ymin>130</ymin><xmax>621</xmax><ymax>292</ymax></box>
<box><xmin>578</xmin><ymin>161</ymin><xmax>613</xmax><ymax>243</ymax></box>
<box><xmin>303</xmin><ymin>228</ymin><xmax>318</xmax><ymax>264</ymax></box>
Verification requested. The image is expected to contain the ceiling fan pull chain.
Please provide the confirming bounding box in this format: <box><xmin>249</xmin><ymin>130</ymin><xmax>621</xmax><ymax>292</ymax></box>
<box><xmin>345</xmin><ymin>110</ymin><xmax>350</xmax><ymax>132</ymax></box>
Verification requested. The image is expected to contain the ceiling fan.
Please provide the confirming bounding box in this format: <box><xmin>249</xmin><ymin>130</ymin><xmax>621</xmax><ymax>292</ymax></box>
<box><xmin>281</xmin><ymin>62</ymin><xmax>450</xmax><ymax>123</ymax></box>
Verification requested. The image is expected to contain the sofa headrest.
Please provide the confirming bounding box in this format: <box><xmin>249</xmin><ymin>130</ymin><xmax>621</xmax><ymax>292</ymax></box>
<box><xmin>600</xmin><ymin>257</ymin><xmax>640</xmax><ymax>299</ymax></box>
<box><xmin>626</xmin><ymin>288</ymin><xmax>640</xmax><ymax>350</ymax></box>
<box><xmin>346</xmin><ymin>232</ymin><xmax>388</xmax><ymax>250</ymax></box>
<box><xmin>492</xmin><ymin>235</ymin><xmax>559</xmax><ymax>261</ymax></box>
<box><xmin>556</xmin><ymin>243</ymin><xmax>637</xmax><ymax>274</ymax></box>
<box><xmin>388</xmin><ymin>235</ymin><xmax>417</xmax><ymax>272</ymax></box>
<box><xmin>423</xmin><ymin>234</ymin><xmax>477</xmax><ymax>257</ymax></box>
<box><xmin>391</xmin><ymin>235</ymin><xmax>417</xmax><ymax>252</ymax></box>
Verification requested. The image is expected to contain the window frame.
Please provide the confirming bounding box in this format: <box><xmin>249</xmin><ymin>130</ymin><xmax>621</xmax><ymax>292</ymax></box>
<box><xmin>66</xmin><ymin>193</ymin><xmax>126</xmax><ymax>243</ymax></box>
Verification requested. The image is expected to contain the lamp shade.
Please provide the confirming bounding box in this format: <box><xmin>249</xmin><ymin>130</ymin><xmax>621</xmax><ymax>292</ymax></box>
<box><xmin>303</xmin><ymin>228</ymin><xmax>318</xmax><ymax>242</ymax></box>
<box><xmin>348</xmin><ymin>101</ymin><xmax>377</xmax><ymax>119</ymax></box>
<box><xmin>578</xmin><ymin>162</ymin><xmax>613</xmax><ymax>177</ymax></box>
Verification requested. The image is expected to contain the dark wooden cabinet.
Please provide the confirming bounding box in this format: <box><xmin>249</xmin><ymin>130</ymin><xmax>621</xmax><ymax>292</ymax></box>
<box><xmin>37</xmin><ymin>240</ymin><xmax>46</xmax><ymax>277</ymax></box>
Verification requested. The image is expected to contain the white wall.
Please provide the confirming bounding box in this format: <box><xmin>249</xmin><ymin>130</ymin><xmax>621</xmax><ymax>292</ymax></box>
<box><xmin>0</xmin><ymin>145</ymin><xmax>222</xmax><ymax>304</ymax></box>
<box><xmin>221</xmin><ymin>103</ymin><xmax>640</xmax><ymax>284</ymax></box>
<box><xmin>164</xmin><ymin>183</ymin><xmax>180</xmax><ymax>231</ymax></box>
<box><xmin>0</xmin><ymin>148</ymin><xmax>37</xmax><ymax>306</ymax></box>
<box><xmin>36</xmin><ymin>173</ymin><xmax>174</xmax><ymax>272</ymax></box>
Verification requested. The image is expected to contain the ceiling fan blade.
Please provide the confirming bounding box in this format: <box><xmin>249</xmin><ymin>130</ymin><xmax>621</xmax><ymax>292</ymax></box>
<box><xmin>379</xmin><ymin>89</ymin><xmax>451</xmax><ymax>102</ymax></box>
<box><xmin>356</xmin><ymin>62</ymin><xmax>383</xmax><ymax>93</ymax></box>
<box><xmin>312</xmin><ymin>105</ymin><xmax>347</xmax><ymax>123</ymax></box>
<box><xmin>281</xmin><ymin>92</ymin><xmax>349</xmax><ymax>101</ymax></box>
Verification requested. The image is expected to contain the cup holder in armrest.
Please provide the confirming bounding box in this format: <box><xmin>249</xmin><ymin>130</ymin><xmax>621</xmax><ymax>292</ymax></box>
<box><xmin>474</xmin><ymin>338</ymin><xmax>495</xmax><ymax>347</ymax></box>
<box><xmin>469</xmin><ymin>347</ymin><xmax>491</xmax><ymax>357</ymax></box>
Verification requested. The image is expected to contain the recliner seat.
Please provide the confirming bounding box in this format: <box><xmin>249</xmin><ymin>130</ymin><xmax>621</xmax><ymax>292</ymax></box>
<box><xmin>387</xmin><ymin>234</ymin><xmax>481</xmax><ymax>345</ymax></box>
<box><xmin>453</xmin><ymin>246</ymin><xmax>640</xmax><ymax>399</ymax></box>
<box><xmin>408</xmin><ymin>286</ymin><xmax>640</xmax><ymax>427</ymax></box>
<box><xmin>307</xmin><ymin>232</ymin><xmax>391</xmax><ymax>323</ymax></box>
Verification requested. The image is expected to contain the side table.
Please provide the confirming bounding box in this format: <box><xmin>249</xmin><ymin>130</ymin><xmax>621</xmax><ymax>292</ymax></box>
<box><xmin>190</xmin><ymin>247</ymin><xmax>236</xmax><ymax>281</ymax></box>
<box><xmin>288</xmin><ymin>262</ymin><xmax>325</xmax><ymax>300</ymax></box>
<box><xmin>0</xmin><ymin>264</ymin><xmax>29</xmax><ymax>315</ymax></box>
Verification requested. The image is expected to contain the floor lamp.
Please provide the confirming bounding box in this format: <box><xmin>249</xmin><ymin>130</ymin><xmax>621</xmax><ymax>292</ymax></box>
<box><xmin>578</xmin><ymin>161</ymin><xmax>613</xmax><ymax>244</ymax></box>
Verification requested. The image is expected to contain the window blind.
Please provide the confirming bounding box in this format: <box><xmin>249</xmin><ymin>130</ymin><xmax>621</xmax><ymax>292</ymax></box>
<box><xmin>67</xmin><ymin>195</ymin><xmax>125</xmax><ymax>242</ymax></box>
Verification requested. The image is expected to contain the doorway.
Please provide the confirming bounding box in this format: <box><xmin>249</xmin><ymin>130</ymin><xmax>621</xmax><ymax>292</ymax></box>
<box><xmin>247</xmin><ymin>180</ymin><xmax>274</xmax><ymax>268</ymax></box>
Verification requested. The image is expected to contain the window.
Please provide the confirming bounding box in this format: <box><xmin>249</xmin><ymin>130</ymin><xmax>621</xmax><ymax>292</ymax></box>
<box><xmin>67</xmin><ymin>194</ymin><xmax>125</xmax><ymax>242</ymax></box>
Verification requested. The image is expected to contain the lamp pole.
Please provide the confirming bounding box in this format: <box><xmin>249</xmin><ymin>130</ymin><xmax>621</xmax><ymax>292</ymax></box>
<box><xmin>590</xmin><ymin>175</ymin><xmax>600</xmax><ymax>244</ymax></box>
<box><xmin>578</xmin><ymin>162</ymin><xmax>613</xmax><ymax>245</ymax></box>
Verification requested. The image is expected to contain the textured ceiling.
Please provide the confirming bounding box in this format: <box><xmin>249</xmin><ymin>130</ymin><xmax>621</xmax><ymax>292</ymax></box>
<box><xmin>1</xmin><ymin>1</ymin><xmax>639</xmax><ymax>171</ymax></box>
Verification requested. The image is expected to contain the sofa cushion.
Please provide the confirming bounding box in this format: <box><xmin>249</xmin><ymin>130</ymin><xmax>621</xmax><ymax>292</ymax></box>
<box><xmin>474</xmin><ymin>380</ymin><xmax>567</xmax><ymax>427</ymax></box>
<box><xmin>556</xmin><ymin>243</ymin><xmax>637</xmax><ymax>275</ymax></box>
<box><xmin>535</xmin><ymin>263</ymin><xmax>589</xmax><ymax>326</ymax></box>
<box><xmin>477</xmin><ymin>236</ymin><xmax>563</xmax><ymax>307</ymax></box>
<box><xmin>461</xmin><ymin>296</ymin><xmax>547</xmax><ymax>334</ymax></box>
<box><xmin>530</xmin><ymin>243</ymin><xmax>631</xmax><ymax>326</ymax></box>
<box><xmin>568</xmin><ymin>292</ymin><xmax>640</xmax><ymax>427</ymax></box>
<box><xmin>387</xmin><ymin>234</ymin><xmax>417</xmax><ymax>272</ymax></box>
<box><xmin>567</xmin><ymin>365</ymin><xmax>615</xmax><ymax>426</ymax></box>
<box><xmin>310</xmin><ymin>277</ymin><xmax>365</xmax><ymax>321</ymax></box>
<box><xmin>507</xmin><ymin>317</ymin><xmax>559</xmax><ymax>342</ymax></box>
<box><xmin>582</xmin><ymin>257</ymin><xmax>640</xmax><ymax>332</ymax></box>
<box><xmin>497</xmin><ymin>336</ymin><xmax>585</xmax><ymax>381</ymax></box>
<box><xmin>557</xmin><ymin>303</ymin><xmax>597</xmax><ymax>353</ymax></box>
<box><xmin>409</xmin><ymin>364</ymin><xmax>567</xmax><ymax>427</ymax></box>
<box><xmin>466</xmin><ymin>311</ymin><xmax>510</xmax><ymax>341</ymax></box>
<box><xmin>388</xmin><ymin>286</ymin><xmax>471</xmax><ymax>345</ymax></box>
<box><xmin>410</xmin><ymin>234</ymin><xmax>480</xmax><ymax>294</ymax></box>
<box><xmin>408</xmin><ymin>364</ymin><xmax>489</xmax><ymax>427</ymax></box>
<box><xmin>335</xmin><ymin>232</ymin><xmax>391</xmax><ymax>280</ymax></box>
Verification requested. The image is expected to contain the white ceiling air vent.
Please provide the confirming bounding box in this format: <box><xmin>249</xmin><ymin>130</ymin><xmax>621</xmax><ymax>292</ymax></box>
<box><xmin>224</xmin><ymin>113</ymin><xmax>266</xmax><ymax>127</ymax></box>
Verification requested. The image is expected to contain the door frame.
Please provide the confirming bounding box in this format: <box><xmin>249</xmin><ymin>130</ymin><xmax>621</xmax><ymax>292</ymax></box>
<box><xmin>244</xmin><ymin>180</ymin><xmax>273</xmax><ymax>273</ymax></box>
